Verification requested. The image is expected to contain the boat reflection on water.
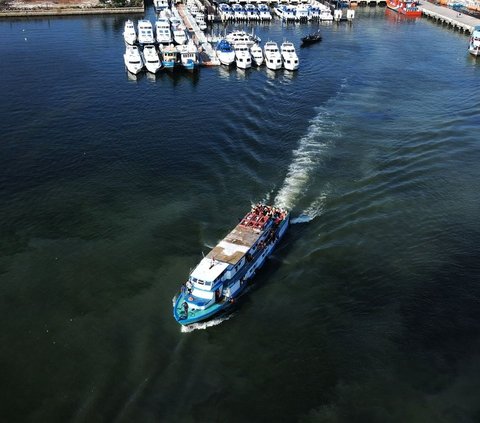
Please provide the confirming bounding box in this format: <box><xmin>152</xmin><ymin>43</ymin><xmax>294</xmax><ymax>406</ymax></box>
<box><xmin>126</xmin><ymin>70</ymin><xmax>144</xmax><ymax>82</ymax></box>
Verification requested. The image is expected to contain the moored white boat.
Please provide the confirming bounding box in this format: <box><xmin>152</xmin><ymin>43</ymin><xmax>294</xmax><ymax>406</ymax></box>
<box><xmin>232</xmin><ymin>3</ymin><xmax>247</xmax><ymax>20</ymax></box>
<box><xmin>123</xmin><ymin>45</ymin><xmax>144</xmax><ymax>74</ymax></box>
<box><xmin>216</xmin><ymin>39</ymin><xmax>236</xmax><ymax>66</ymax></box>
<box><xmin>245</xmin><ymin>3</ymin><xmax>259</xmax><ymax>20</ymax></box>
<box><xmin>155</xmin><ymin>18</ymin><xmax>173</xmax><ymax>44</ymax></box>
<box><xmin>137</xmin><ymin>19</ymin><xmax>155</xmax><ymax>45</ymax></box>
<box><xmin>295</xmin><ymin>4</ymin><xmax>311</xmax><ymax>21</ymax></box>
<box><xmin>468</xmin><ymin>26</ymin><xmax>480</xmax><ymax>56</ymax></box>
<box><xmin>123</xmin><ymin>19</ymin><xmax>137</xmax><ymax>45</ymax></box>
<box><xmin>225</xmin><ymin>30</ymin><xmax>261</xmax><ymax>49</ymax></box>
<box><xmin>153</xmin><ymin>0</ymin><xmax>169</xmax><ymax>13</ymax></box>
<box><xmin>177</xmin><ymin>41</ymin><xmax>199</xmax><ymax>71</ymax></box>
<box><xmin>173</xmin><ymin>27</ymin><xmax>188</xmax><ymax>45</ymax></box>
<box><xmin>274</xmin><ymin>5</ymin><xmax>296</xmax><ymax>21</ymax></box>
<box><xmin>142</xmin><ymin>44</ymin><xmax>162</xmax><ymax>73</ymax></box>
<box><xmin>172</xmin><ymin>204</ymin><xmax>290</xmax><ymax>326</ymax></box>
<box><xmin>250</xmin><ymin>44</ymin><xmax>264</xmax><ymax>66</ymax></box>
<box><xmin>264</xmin><ymin>41</ymin><xmax>282</xmax><ymax>70</ymax></box>
<box><xmin>258</xmin><ymin>3</ymin><xmax>272</xmax><ymax>20</ymax></box>
<box><xmin>235</xmin><ymin>43</ymin><xmax>252</xmax><ymax>69</ymax></box>
<box><xmin>280</xmin><ymin>40</ymin><xmax>299</xmax><ymax>71</ymax></box>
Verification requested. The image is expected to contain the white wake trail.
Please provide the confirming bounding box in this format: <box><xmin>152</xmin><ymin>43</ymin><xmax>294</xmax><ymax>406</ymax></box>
<box><xmin>274</xmin><ymin>110</ymin><xmax>338</xmax><ymax>213</ymax></box>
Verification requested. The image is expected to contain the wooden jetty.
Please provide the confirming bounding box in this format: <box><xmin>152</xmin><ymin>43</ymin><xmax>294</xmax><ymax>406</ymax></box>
<box><xmin>420</xmin><ymin>1</ymin><xmax>480</xmax><ymax>33</ymax></box>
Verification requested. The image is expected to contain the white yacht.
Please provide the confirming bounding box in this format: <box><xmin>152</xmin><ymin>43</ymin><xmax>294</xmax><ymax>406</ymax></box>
<box><xmin>218</xmin><ymin>3</ymin><xmax>234</xmax><ymax>21</ymax></box>
<box><xmin>258</xmin><ymin>3</ymin><xmax>272</xmax><ymax>20</ymax></box>
<box><xmin>295</xmin><ymin>4</ymin><xmax>310</xmax><ymax>21</ymax></box>
<box><xmin>195</xmin><ymin>13</ymin><xmax>207</xmax><ymax>31</ymax></box>
<box><xmin>142</xmin><ymin>44</ymin><xmax>162</xmax><ymax>73</ymax></box>
<box><xmin>280</xmin><ymin>41</ymin><xmax>299</xmax><ymax>71</ymax></box>
<box><xmin>153</xmin><ymin>0</ymin><xmax>169</xmax><ymax>13</ymax></box>
<box><xmin>155</xmin><ymin>18</ymin><xmax>173</xmax><ymax>44</ymax></box>
<box><xmin>263</xmin><ymin>41</ymin><xmax>282</xmax><ymax>70</ymax></box>
<box><xmin>215</xmin><ymin>39</ymin><xmax>236</xmax><ymax>66</ymax></box>
<box><xmin>250</xmin><ymin>44</ymin><xmax>264</xmax><ymax>66</ymax></box>
<box><xmin>123</xmin><ymin>20</ymin><xmax>137</xmax><ymax>45</ymax></box>
<box><xmin>319</xmin><ymin>7</ymin><xmax>334</xmax><ymax>21</ymax></box>
<box><xmin>232</xmin><ymin>3</ymin><xmax>247</xmax><ymax>20</ymax></box>
<box><xmin>173</xmin><ymin>27</ymin><xmax>188</xmax><ymax>45</ymax></box>
<box><xmin>245</xmin><ymin>3</ymin><xmax>259</xmax><ymax>20</ymax></box>
<box><xmin>469</xmin><ymin>26</ymin><xmax>480</xmax><ymax>56</ymax></box>
<box><xmin>274</xmin><ymin>5</ymin><xmax>296</xmax><ymax>21</ymax></box>
<box><xmin>123</xmin><ymin>45</ymin><xmax>144</xmax><ymax>74</ymax></box>
<box><xmin>177</xmin><ymin>41</ymin><xmax>199</xmax><ymax>71</ymax></box>
<box><xmin>137</xmin><ymin>20</ymin><xmax>155</xmax><ymax>45</ymax></box>
<box><xmin>235</xmin><ymin>44</ymin><xmax>252</xmax><ymax>69</ymax></box>
<box><xmin>225</xmin><ymin>30</ymin><xmax>261</xmax><ymax>49</ymax></box>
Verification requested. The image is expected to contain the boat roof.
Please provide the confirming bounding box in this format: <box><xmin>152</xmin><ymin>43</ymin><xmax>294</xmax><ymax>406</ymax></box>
<box><xmin>191</xmin><ymin>257</ymin><xmax>229</xmax><ymax>282</ymax></box>
<box><xmin>206</xmin><ymin>223</ymin><xmax>263</xmax><ymax>265</ymax></box>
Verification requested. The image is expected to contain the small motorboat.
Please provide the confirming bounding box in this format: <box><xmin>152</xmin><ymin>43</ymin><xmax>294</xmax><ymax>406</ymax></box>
<box><xmin>301</xmin><ymin>31</ymin><xmax>322</xmax><ymax>47</ymax></box>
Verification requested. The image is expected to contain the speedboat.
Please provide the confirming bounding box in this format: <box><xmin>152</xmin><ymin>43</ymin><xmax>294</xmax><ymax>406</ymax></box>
<box><xmin>280</xmin><ymin>40</ymin><xmax>299</xmax><ymax>71</ymax></box>
<box><xmin>155</xmin><ymin>18</ymin><xmax>173</xmax><ymax>44</ymax></box>
<box><xmin>123</xmin><ymin>20</ymin><xmax>137</xmax><ymax>45</ymax></box>
<box><xmin>301</xmin><ymin>30</ymin><xmax>322</xmax><ymax>46</ymax></box>
<box><xmin>137</xmin><ymin>19</ymin><xmax>155</xmax><ymax>45</ymax></box>
<box><xmin>216</xmin><ymin>39</ymin><xmax>236</xmax><ymax>66</ymax></box>
<box><xmin>173</xmin><ymin>27</ymin><xmax>188</xmax><ymax>45</ymax></box>
<box><xmin>123</xmin><ymin>45</ymin><xmax>144</xmax><ymax>74</ymax></box>
<box><xmin>142</xmin><ymin>44</ymin><xmax>162</xmax><ymax>73</ymax></box>
<box><xmin>235</xmin><ymin>43</ymin><xmax>252</xmax><ymax>69</ymax></box>
<box><xmin>159</xmin><ymin>44</ymin><xmax>179</xmax><ymax>70</ymax></box>
<box><xmin>469</xmin><ymin>26</ymin><xmax>480</xmax><ymax>56</ymax></box>
<box><xmin>258</xmin><ymin>3</ymin><xmax>272</xmax><ymax>20</ymax></box>
<box><xmin>177</xmin><ymin>41</ymin><xmax>199</xmax><ymax>71</ymax></box>
<box><xmin>172</xmin><ymin>204</ymin><xmax>290</xmax><ymax>326</ymax></box>
<box><xmin>250</xmin><ymin>44</ymin><xmax>264</xmax><ymax>66</ymax></box>
<box><xmin>263</xmin><ymin>41</ymin><xmax>282</xmax><ymax>70</ymax></box>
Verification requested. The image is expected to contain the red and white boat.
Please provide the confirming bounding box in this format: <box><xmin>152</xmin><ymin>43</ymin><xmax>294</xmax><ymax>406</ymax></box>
<box><xmin>386</xmin><ymin>0</ymin><xmax>422</xmax><ymax>17</ymax></box>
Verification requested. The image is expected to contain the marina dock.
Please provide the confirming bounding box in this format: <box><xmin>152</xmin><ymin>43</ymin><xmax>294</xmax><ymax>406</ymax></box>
<box><xmin>420</xmin><ymin>1</ymin><xmax>479</xmax><ymax>33</ymax></box>
<box><xmin>177</xmin><ymin>4</ymin><xmax>220</xmax><ymax>66</ymax></box>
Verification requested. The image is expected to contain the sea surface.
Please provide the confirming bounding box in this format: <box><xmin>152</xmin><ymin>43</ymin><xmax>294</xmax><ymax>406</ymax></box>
<box><xmin>1</xmin><ymin>5</ymin><xmax>480</xmax><ymax>422</ymax></box>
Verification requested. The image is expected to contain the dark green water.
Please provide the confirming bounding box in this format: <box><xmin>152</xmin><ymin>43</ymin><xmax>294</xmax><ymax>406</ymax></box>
<box><xmin>1</xmin><ymin>6</ymin><xmax>480</xmax><ymax>422</ymax></box>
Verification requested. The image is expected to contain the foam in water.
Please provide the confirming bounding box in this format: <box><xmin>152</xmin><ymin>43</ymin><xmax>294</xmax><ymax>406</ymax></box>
<box><xmin>274</xmin><ymin>81</ymin><xmax>346</xmax><ymax>217</ymax></box>
<box><xmin>180</xmin><ymin>314</ymin><xmax>233</xmax><ymax>333</ymax></box>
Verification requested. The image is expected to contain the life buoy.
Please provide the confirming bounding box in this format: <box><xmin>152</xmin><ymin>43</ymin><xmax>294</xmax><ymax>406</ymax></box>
<box><xmin>188</xmin><ymin>296</ymin><xmax>194</xmax><ymax>301</ymax></box>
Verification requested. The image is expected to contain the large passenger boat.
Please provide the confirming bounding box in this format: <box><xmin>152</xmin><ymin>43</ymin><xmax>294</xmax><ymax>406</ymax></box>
<box><xmin>386</xmin><ymin>0</ymin><xmax>422</xmax><ymax>17</ymax></box>
<box><xmin>173</xmin><ymin>204</ymin><xmax>289</xmax><ymax>325</ymax></box>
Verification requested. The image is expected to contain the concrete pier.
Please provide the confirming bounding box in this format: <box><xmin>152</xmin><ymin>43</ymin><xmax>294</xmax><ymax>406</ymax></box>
<box><xmin>420</xmin><ymin>1</ymin><xmax>479</xmax><ymax>33</ymax></box>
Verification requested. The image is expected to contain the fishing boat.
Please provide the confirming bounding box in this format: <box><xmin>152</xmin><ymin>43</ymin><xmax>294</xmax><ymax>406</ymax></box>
<box><xmin>159</xmin><ymin>44</ymin><xmax>179</xmax><ymax>70</ymax></box>
<box><xmin>173</xmin><ymin>204</ymin><xmax>290</xmax><ymax>325</ymax></box>
<box><xmin>386</xmin><ymin>0</ymin><xmax>422</xmax><ymax>17</ymax></box>
<box><xmin>301</xmin><ymin>30</ymin><xmax>322</xmax><ymax>46</ymax></box>
<box><xmin>468</xmin><ymin>26</ymin><xmax>480</xmax><ymax>56</ymax></box>
<box><xmin>177</xmin><ymin>41</ymin><xmax>199</xmax><ymax>71</ymax></box>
